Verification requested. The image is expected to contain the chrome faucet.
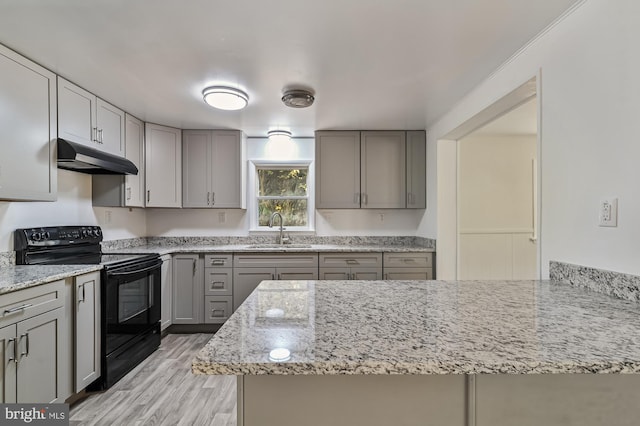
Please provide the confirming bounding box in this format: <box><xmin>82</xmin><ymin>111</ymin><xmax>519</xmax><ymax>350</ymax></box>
<box><xmin>268</xmin><ymin>211</ymin><xmax>288</xmax><ymax>244</ymax></box>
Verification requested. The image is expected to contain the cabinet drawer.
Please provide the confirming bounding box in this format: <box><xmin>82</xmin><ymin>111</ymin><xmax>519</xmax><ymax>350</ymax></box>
<box><xmin>0</xmin><ymin>280</ymin><xmax>65</xmax><ymax>328</ymax></box>
<box><xmin>319</xmin><ymin>253</ymin><xmax>382</xmax><ymax>268</ymax></box>
<box><xmin>384</xmin><ymin>268</ymin><xmax>433</xmax><ymax>280</ymax></box>
<box><xmin>204</xmin><ymin>254</ymin><xmax>233</xmax><ymax>267</ymax></box>
<box><xmin>204</xmin><ymin>268</ymin><xmax>232</xmax><ymax>296</ymax></box>
<box><xmin>204</xmin><ymin>296</ymin><xmax>233</xmax><ymax>324</ymax></box>
<box><xmin>234</xmin><ymin>254</ymin><xmax>318</xmax><ymax>269</ymax></box>
<box><xmin>383</xmin><ymin>252</ymin><xmax>433</xmax><ymax>268</ymax></box>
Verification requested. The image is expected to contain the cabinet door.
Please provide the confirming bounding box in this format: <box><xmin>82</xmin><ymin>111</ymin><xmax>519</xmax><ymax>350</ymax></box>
<box><xmin>74</xmin><ymin>272</ymin><xmax>101</xmax><ymax>392</ymax></box>
<box><xmin>315</xmin><ymin>131</ymin><xmax>361</xmax><ymax>208</ymax></box>
<box><xmin>233</xmin><ymin>268</ymin><xmax>274</xmax><ymax>311</ymax></box>
<box><xmin>96</xmin><ymin>98</ymin><xmax>125</xmax><ymax>156</ymax></box>
<box><xmin>160</xmin><ymin>255</ymin><xmax>173</xmax><ymax>331</ymax></box>
<box><xmin>58</xmin><ymin>76</ymin><xmax>96</xmax><ymax>148</ymax></box>
<box><xmin>0</xmin><ymin>45</ymin><xmax>56</xmax><ymax>201</ymax></box>
<box><xmin>16</xmin><ymin>308</ymin><xmax>64</xmax><ymax>403</ymax></box>
<box><xmin>319</xmin><ymin>268</ymin><xmax>351</xmax><ymax>280</ymax></box>
<box><xmin>361</xmin><ymin>131</ymin><xmax>406</xmax><ymax>208</ymax></box>
<box><xmin>406</xmin><ymin>131</ymin><xmax>426</xmax><ymax>209</ymax></box>
<box><xmin>276</xmin><ymin>268</ymin><xmax>318</xmax><ymax>281</ymax></box>
<box><xmin>0</xmin><ymin>324</ymin><xmax>17</xmax><ymax>403</ymax></box>
<box><xmin>145</xmin><ymin>123</ymin><xmax>182</xmax><ymax>207</ymax></box>
<box><xmin>172</xmin><ymin>255</ymin><xmax>202</xmax><ymax>324</ymax></box>
<box><xmin>351</xmin><ymin>268</ymin><xmax>383</xmax><ymax>280</ymax></box>
<box><xmin>124</xmin><ymin>114</ymin><xmax>145</xmax><ymax>207</ymax></box>
<box><xmin>211</xmin><ymin>130</ymin><xmax>244</xmax><ymax>208</ymax></box>
<box><xmin>182</xmin><ymin>130</ymin><xmax>211</xmax><ymax>208</ymax></box>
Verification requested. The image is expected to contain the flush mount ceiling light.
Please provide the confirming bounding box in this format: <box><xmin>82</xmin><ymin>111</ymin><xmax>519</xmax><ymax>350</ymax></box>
<box><xmin>281</xmin><ymin>89</ymin><xmax>315</xmax><ymax>108</ymax></box>
<box><xmin>267</xmin><ymin>129</ymin><xmax>292</xmax><ymax>142</ymax></box>
<box><xmin>202</xmin><ymin>86</ymin><xmax>249</xmax><ymax>111</ymax></box>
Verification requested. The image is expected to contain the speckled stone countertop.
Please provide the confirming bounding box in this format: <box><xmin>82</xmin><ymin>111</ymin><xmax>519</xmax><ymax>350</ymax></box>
<box><xmin>0</xmin><ymin>264</ymin><xmax>103</xmax><ymax>295</ymax></box>
<box><xmin>103</xmin><ymin>243</ymin><xmax>435</xmax><ymax>256</ymax></box>
<box><xmin>193</xmin><ymin>279</ymin><xmax>640</xmax><ymax>376</ymax></box>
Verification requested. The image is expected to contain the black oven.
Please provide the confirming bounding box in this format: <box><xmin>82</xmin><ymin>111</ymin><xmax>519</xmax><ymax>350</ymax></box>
<box><xmin>14</xmin><ymin>225</ymin><xmax>162</xmax><ymax>390</ymax></box>
<box><xmin>99</xmin><ymin>256</ymin><xmax>162</xmax><ymax>389</ymax></box>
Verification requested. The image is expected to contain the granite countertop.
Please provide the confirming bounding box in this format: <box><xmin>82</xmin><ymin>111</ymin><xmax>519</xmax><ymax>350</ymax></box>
<box><xmin>192</xmin><ymin>279</ymin><xmax>640</xmax><ymax>376</ymax></box>
<box><xmin>0</xmin><ymin>264</ymin><xmax>103</xmax><ymax>295</ymax></box>
<box><xmin>103</xmin><ymin>243</ymin><xmax>436</xmax><ymax>255</ymax></box>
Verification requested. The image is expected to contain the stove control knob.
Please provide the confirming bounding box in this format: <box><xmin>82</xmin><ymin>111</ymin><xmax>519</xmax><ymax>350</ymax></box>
<box><xmin>94</xmin><ymin>229</ymin><xmax>102</xmax><ymax>237</ymax></box>
<box><xmin>43</xmin><ymin>232</ymin><xmax>51</xmax><ymax>240</ymax></box>
<box><xmin>32</xmin><ymin>232</ymin><xmax>42</xmax><ymax>241</ymax></box>
<box><xmin>81</xmin><ymin>229</ymin><xmax>88</xmax><ymax>238</ymax></box>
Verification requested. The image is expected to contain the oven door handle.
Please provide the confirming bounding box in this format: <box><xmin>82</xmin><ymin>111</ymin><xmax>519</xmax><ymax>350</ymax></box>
<box><xmin>108</xmin><ymin>261</ymin><xmax>162</xmax><ymax>276</ymax></box>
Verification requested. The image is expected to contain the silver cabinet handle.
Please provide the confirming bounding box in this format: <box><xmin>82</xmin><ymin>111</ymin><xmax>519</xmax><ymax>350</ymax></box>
<box><xmin>98</xmin><ymin>128</ymin><xmax>104</xmax><ymax>143</ymax></box>
<box><xmin>147</xmin><ymin>190</ymin><xmax>150</xmax><ymax>203</ymax></box>
<box><xmin>4</xmin><ymin>303</ymin><xmax>32</xmax><ymax>315</ymax></box>
<box><xmin>212</xmin><ymin>192</ymin><xmax>215</xmax><ymax>205</ymax></box>
<box><xmin>207</xmin><ymin>192</ymin><xmax>210</xmax><ymax>205</ymax></box>
<box><xmin>363</xmin><ymin>193</ymin><xmax>368</xmax><ymax>205</ymax></box>
<box><xmin>271</xmin><ymin>273</ymin><xmax>275</xmax><ymax>280</ymax></box>
<box><xmin>7</xmin><ymin>338</ymin><xmax>16</xmax><ymax>364</ymax></box>
<box><xmin>211</xmin><ymin>281</ymin><xmax>225</xmax><ymax>289</ymax></box>
<box><xmin>20</xmin><ymin>333</ymin><xmax>29</xmax><ymax>357</ymax></box>
<box><xmin>192</xmin><ymin>259</ymin><xmax>197</xmax><ymax>275</ymax></box>
<box><xmin>211</xmin><ymin>309</ymin><xmax>225</xmax><ymax>318</ymax></box>
<box><xmin>78</xmin><ymin>284</ymin><xmax>85</xmax><ymax>303</ymax></box>
<box><xmin>92</xmin><ymin>127</ymin><xmax>98</xmax><ymax>142</ymax></box>
<box><xmin>126</xmin><ymin>187</ymin><xmax>132</xmax><ymax>200</ymax></box>
<box><xmin>346</xmin><ymin>259</ymin><xmax>358</xmax><ymax>265</ymax></box>
<box><xmin>211</xmin><ymin>259</ymin><xmax>225</xmax><ymax>266</ymax></box>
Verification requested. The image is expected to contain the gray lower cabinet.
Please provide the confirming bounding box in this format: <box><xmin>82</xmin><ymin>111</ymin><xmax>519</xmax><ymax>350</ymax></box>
<box><xmin>172</xmin><ymin>254</ymin><xmax>203</xmax><ymax>324</ymax></box>
<box><xmin>0</xmin><ymin>280</ymin><xmax>66</xmax><ymax>403</ymax></box>
<box><xmin>319</xmin><ymin>253</ymin><xmax>383</xmax><ymax>280</ymax></box>
<box><xmin>382</xmin><ymin>253</ymin><xmax>433</xmax><ymax>280</ymax></box>
<box><xmin>160</xmin><ymin>254</ymin><xmax>173</xmax><ymax>331</ymax></box>
<box><xmin>74</xmin><ymin>272</ymin><xmax>101</xmax><ymax>392</ymax></box>
<box><xmin>204</xmin><ymin>296</ymin><xmax>233</xmax><ymax>324</ymax></box>
<box><xmin>233</xmin><ymin>254</ymin><xmax>319</xmax><ymax>311</ymax></box>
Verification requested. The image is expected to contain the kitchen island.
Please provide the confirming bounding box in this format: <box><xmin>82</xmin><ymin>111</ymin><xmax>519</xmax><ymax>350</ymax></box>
<box><xmin>193</xmin><ymin>279</ymin><xmax>640</xmax><ymax>426</ymax></box>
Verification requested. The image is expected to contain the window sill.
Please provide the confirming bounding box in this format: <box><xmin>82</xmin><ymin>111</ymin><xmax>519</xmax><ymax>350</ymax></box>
<box><xmin>248</xmin><ymin>229</ymin><xmax>316</xmax><ymax>236</ymax></box>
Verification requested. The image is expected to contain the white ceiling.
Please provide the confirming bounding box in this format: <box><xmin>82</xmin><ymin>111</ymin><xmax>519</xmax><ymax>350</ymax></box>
<box><xmin>0</xmin><ymin>0</ymin><xmax>578</xmax><ymax>137</ymax></box>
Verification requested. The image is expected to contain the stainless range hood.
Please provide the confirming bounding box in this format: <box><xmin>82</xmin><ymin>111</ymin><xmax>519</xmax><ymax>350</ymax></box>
<box><xmin>57</xmin><ymin>139</ymin><xmax>138</xmax><ymax>175</ymax></box>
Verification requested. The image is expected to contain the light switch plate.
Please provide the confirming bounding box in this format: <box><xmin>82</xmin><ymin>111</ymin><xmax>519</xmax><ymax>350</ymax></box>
<box><xmin>599</xmin><ymin>198</ymin><xmax>618</xmax><ymax>227</ymax></box>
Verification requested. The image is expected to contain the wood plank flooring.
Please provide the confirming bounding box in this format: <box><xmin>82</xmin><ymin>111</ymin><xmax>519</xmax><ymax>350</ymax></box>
<box><xmin>70</xmin><ymin>334</ymin><xmax>236</xmax><ymax>426</ymax></box>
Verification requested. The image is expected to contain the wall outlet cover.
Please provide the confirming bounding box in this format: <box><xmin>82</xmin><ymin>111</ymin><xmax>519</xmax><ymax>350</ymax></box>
<box><xmin>599</xmin><ymin>198</ymin><xmax>618</xmax><ymax>227</ymax></box>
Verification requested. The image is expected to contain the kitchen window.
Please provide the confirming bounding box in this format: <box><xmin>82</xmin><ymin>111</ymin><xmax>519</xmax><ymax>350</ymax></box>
<box><xmin>249</xmin><ymin>161</ymin><xmax>314</xmax><ymax>232</ymax></box>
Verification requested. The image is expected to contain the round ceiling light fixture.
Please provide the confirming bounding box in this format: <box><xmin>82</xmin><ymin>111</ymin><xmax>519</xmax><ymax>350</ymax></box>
<box><xmin>267</xmin><ymin>129</ymin><xmax>292</xmax><ymax>142</ymax></box>
<box><xmin>281</xmin><ymin>89</ymin><xmax>315</xmax><ymax>108</ymax></box>
<box><xmin>202</xmin><ymin>86</ymin><xmax>249</xmax><ymax>111</ymax></box>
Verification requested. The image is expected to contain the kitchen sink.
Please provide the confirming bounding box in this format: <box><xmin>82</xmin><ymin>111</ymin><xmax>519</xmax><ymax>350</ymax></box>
<box><xmin>246</xmin><ymin>244</ymin><xmax>313</xmax><ymax>249</ymax></box>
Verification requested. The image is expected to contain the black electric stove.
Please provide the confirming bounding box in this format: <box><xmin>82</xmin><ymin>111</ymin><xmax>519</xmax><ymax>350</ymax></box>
<box><xmin>14</xmin><ymin>226</ymin><xmax>162</xmax><ymax>390</ymax></box>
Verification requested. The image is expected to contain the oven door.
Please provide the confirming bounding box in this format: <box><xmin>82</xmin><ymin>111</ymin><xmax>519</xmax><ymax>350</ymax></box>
<box><xmin>104</xmin><ymin>257</ymin><xmax>162</xmax><ymax>355</ymax></box>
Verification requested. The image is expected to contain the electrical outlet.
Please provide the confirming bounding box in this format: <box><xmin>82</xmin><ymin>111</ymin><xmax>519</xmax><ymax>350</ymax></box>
<box><xmin>218</xmin><ymin>212</ymin><xmax>226</xmax><ymax>223</ymax></box>
<box><xmin>599</xmin><ymin>198</ymin><xmax>618</xmax><ymax>227</ymax></box>
<box><xmin>379</xmin><ymin>213</ymin><xmax>385</xmax><ymax>222</ymax></box>
<box><xmin>104</xmin><ymin>210</ymin><xmax>112</xmax><ymax>224</ymax></box>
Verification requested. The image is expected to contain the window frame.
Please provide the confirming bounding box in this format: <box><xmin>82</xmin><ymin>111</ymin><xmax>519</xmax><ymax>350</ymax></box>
<box><xmin>248</xmin><ymin>160</ymin><xmax>315</xmax><ymax>232</ymax></box>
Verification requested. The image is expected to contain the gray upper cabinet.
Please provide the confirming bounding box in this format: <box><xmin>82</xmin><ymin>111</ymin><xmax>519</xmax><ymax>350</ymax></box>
<box><xmin>360</xmin><ymin>131</ymin><xmax>406</xmax><ymax>208</ymax></box>
<box><xmin>58</xmin><ymin>77</ymin><xmax>125</xmax><ymax>157</ymax></box>
<box><xmin>406</xmin><ymin>131</ymin><xmax>426</xmax><ymax>209</ymax></box>
<box><xmin>315</xmin><ymin>131</ymin><xmax>361</xmax><ymax>208</ymax></box>
<box><xmin>145</xmin><ymin>123</ymin><xmax>182</xmax><ymax>208</ymax></box>
<box><xmin>92</xmin><ymin>113</ymin><xmax>145</xmax><ymax>207</ymax></box>
<box><xmin>182</xmin><ymin>130</ymin><xmax>246</xmax><ymax>209</ymax></box>
<box><xmin>0</xmin><ymin>44</ymin><xmax>56</xmax><ymax>201</ymax></box>
<box><xmin>316</xmin><ymin>130</ymin><xmax>420</xmax><ymax>209</ymax></box>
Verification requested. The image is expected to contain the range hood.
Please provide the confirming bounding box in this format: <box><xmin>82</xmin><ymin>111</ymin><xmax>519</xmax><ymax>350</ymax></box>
<box><xmin>57</xmin><ymin>139</ymin><xmax>138</xmax><ymax>175</ymax></box>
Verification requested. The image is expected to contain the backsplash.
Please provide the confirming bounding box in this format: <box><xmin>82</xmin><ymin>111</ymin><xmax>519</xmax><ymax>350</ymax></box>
<box><xmin>550</xmin><ymin>261</ymin><xmax>640</xmax><ymax>303</ymax></box>
<box><xmin>100</xmin><ymin>237</ymin><xmax>150</xmax><ymax>252</ymax></box>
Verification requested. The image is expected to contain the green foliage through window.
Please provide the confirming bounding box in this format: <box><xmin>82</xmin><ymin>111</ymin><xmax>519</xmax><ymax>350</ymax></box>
<box><xmin>257</xmin><ymin>167</ymin><xmax>309</xmax><ymax>227</ymax></box>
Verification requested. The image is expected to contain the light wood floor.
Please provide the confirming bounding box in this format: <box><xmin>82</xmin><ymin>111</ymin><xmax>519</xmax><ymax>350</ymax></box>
<box><xmin>70</xmin><ymin>334</ymin><xmax>236</xmax><ymax>426</ymax></box>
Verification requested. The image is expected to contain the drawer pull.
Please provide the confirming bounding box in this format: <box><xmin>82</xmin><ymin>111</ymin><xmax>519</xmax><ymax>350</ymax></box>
<box><xmin>346</xmin><ymin>259</ymin><xmax>358</xmax><ymax>265</ymax></box>
<box><xmin>211</xmin><ymin>259</ymin><xmax>225</xmax><ymax>266</ymax></box>
<box><xmin>4</xmin><ymin>303</ymin><xmax>33</xmax><ymax>316</ymax></box>
<box><xmin>403</xmin><ymin>259</ymin><xmax>416</xmax><ymax>263</ymax></box>
<box><xmin>7</xmin><ymin>338</ymin><xmax>17</xmax><ymax>364</ymax></box>
<box><xmin>211</xmin><ymin>309</ymin><xmax>225</xmax><ymax>318</ymax></box>
<box><xmin>20</xmin><ymin>332</ymin><xmax>29</xmax><ymax>357</ymax></box>
<box><xmin>211</xmin><ymin>281</ymin><xmax>225</xmax><ymax>288</ymax></box>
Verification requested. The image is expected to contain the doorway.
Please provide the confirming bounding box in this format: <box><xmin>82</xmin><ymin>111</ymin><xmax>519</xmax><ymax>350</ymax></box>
<box><xmin>457</xmin><ymin>99</ymin><xmax>538</xmax><ymax>279</ymax></box>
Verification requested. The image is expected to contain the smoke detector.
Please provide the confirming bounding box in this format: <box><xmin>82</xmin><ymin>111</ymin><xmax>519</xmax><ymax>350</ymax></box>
<box><xmin>281</xmin><ymin>89</ymin><xmax>315</xmax><ymax>108</ymax></box>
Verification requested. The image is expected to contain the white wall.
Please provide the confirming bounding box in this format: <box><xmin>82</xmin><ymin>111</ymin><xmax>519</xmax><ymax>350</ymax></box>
<box><xmin>147</xmin><ymin>137</ymin><xmax>425</xmax><ymax>237</ymax></box>
<box><xmin>427</xmin><ymin>0</ymin><xmax>640</xmax><ymax>277</ymax></box>
<box><xmin>0</xmin><ymin>169</ymin><xmax>146</xmax><ymax>251</ymax></box>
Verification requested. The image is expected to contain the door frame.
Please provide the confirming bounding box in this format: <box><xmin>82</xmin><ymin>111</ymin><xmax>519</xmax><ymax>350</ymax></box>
<box><xmin>436</xmin><ymin>73</ymin><xmax>542</xmax><ymax>280</ymax></box>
